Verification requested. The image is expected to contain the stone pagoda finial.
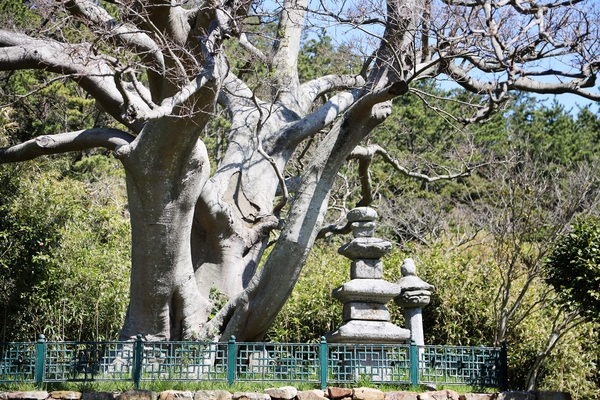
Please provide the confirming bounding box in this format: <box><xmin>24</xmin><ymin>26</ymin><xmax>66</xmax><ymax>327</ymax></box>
<box><xmin>325</xmin><ymin>207</ymin><xmax>410</xmax><ymax>343</ymax></box>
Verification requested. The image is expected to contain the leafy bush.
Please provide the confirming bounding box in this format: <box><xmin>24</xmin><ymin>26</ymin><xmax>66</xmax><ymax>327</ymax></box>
<box><xmin>0</xmin><ymin>159</ymin><xmax>130</xmax><ymax>341</ymax></box>
<box><xmin>266</xmin><ymin>240</ymin><xmax>347</xmax><ymax>342</ymax></box>
<box><xmin>545</xmin><ymin>216</ymin><xmax>600</xmax><ymax>324</ymax></box>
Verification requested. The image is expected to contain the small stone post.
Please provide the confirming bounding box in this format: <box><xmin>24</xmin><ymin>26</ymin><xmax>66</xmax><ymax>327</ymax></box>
<box><xmin>393</xmin><ymin>258</ymin><xmax>434</xmax><ymax>346</ymax></box>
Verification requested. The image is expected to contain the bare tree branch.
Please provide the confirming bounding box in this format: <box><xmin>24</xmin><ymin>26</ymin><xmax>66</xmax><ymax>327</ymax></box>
<box><xmin>299</xmin><ymin>74</ymin><xmax>365</xmax><ymax>109</ymax></box>
<box><xmin>350</xmin><ymin>144</ymin><xmax>471</xmax><ymax>182</ymax></box>
<box><xmin>220</xmin><ymin>72</ymin><xmax>263</xmax><ymax>112</ymax></box>
<box><xmin>135</xmin><ymin>64</ymin><xmax>220</xmax><ymax>122</ymax></box>
<box><xmin>0</xmin><ymin>128</ymin><xmax>135</xmax><ymax>163</ymax></box>
<box><xmin>316</xmin><ymin>220</ymin><xmax>352</xmax><ymax>239</ymax></box>
<box><xmin>0</xmin><ymin>30</ymin><xmax>147</xmax><ymax>132</ymax></box>
<box><xmin>65</xmin><ymin>0</ymin><xmax>165</xmax><ymax>71</ymax></box>
<box><xmin>271</xmin><ymin>89</ymin><xmax>364</xmax><ymax>151</ymax></box>
<box><xmin>270</xmin><ymin>0</ymin><xmax>308</xmax><ymax>112</ymax></box>
<box><xmin>444</xmin><ymin>59</ymin><xmax>600</xmax><ymax>102</ymax></box>
<box><xmin>250</xmin><ymin>90</ymin><xmax>289</xmax><ymax>216</ymax></box>
<box><xmin>238</xmin><ymin>32</ymin><xmax>269</xmax><ymax>65</ymax></box>
<box><xmin>525</xmin><ymin>309</ymin><xmax>587</xmax><ymax>390</ymax></box>
<box><xmin>64</xmin><ymin>0</ymin><xmax>167</xmax><ymax>102</ymax></box>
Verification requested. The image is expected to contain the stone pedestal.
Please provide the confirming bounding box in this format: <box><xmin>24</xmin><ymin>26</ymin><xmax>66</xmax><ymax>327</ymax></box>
<box><xmin>394</xmin><ymin>258</ymin><xmax>434</xmax><ymax>346</ymax></box>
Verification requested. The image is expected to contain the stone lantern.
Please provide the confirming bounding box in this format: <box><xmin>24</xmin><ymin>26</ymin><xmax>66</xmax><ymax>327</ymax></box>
<box><xmin>394</xmin><ymin>258</ymin><xmax>434</xmax><ymax>346</ymax></box>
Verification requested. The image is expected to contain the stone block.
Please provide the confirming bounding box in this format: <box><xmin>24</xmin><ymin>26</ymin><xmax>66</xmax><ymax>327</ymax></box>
<box><xmin>232</xmin><ymin>393</ymin><xmax>270</xmax><ymax>400</ymax></box>
<box><xmin>116</xmin><ymin>390</ymin><xmax>157</xmax><ymax>400</ymax></box>
<box><xmin>343</xmin><ymin>302</ymin><xmax>390</xmax><ymax>321</ymax></box>
<box><xmin>7</xmin><ymin>392</ymin><xmax>49</xmax><ymax>400</ymax></box>
<box><xmin>194</xmin><ymin>391</ymin><xmax>232</xmax><ymax>400</ymax></box>
<box><xmin>332</xmin><ymin>279</ymin><xmax>400</xmax><ymax>304</ymax></box>
<box><xmin>419</xmin><ymin>390</ymin><xmax>460</xmax><ymax>400</ymax></box>
<box><xmin>296</xmin><ymin>391</ymin><xmax>327</xmax><ymax>400</ymax></box>
<box><xmin>264</xmin><ymin>387</ymin><xmax>297</xmax><ymax>400</ymax></box>
<box><xmin>394</xmin><ymin>290</ymin><xmax>432</xmax><ymax>308</ymax></box>
<box><xmin>326</xmin><ymin>320</ymin><xmax>410</xmax><ymax>343</ymax></box>
<box><xmin>397</xmin><ymin>273</ymin><xmax>434</xmax><ymax>291</ymax></box>
<box><xmin>347</xmin><ymin>208</ymin><xmax>378</xmax><ymax>222</ymax></box>
<box><xmin>459</xmin><ymin>394</ymin><xmax>497</xmax><ymax>400</ymax></box>
<box><xmin>50</xmin><ymin>392</ymin><xmax>82</xmax><ymax>400</ymax></box>
<box><xmin>496</xmin><ymin>392</ymin><xmax>534</xmax><ymax>400</ymax></box>
<box><xmin>82</xmin><ymin>393</ymin><xmax>114</xmax><ymax>400</ymax></box>
<box><xmin>535</xmin><ymin>393</ymin><xmax>571</xmax><ymax>400</ymax></box>
<box><xmin>338</xmin><ymin>238</ymin><xmax>392</xmax><ymax>260</ymax></box>
<box><xmin>351</xmin><ymin>222</ymin><xmax>377</xmax><ymax>238</ymax></box>
<box><xmin>351</xmin><ymin>260</ymin><xmax>383</xmax><ymax>279</ymax></box>
<box><xmin>159</xmin><ymin>392</ymin><xmax>193</xmax><ymax>400</ymax></box>
<box><xmin>327</xmin><ymin>388</ymin><xmax>352</xmax><ymax>399</ymax></box>
<box><xmin>352</xmin><ymin>388</ymin><xmax>384</xmax><ymax>400</ymax></box>
<box><xmin>383</xmin><ymin>392</ymin><xmax>418</xmax><ymax>400</ymax></box>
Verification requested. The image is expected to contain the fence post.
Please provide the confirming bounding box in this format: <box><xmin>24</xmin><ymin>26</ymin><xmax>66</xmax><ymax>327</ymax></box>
<box><xmin>499</xmin><ymin>340</ymin><xmax>508</xmax><ymax>392</ymax></box>
<box><xmin>35</xmin><ymin>334</ymin><xmax>46</xmax><ymax>389</ymax></box>
<box><xmin>410</xmin><ymin>339</ymin><xmax>418</xmax><ymax>388</ymax></box>
<box><xmin>133</xmin><ymin>334</ymin><xmax>143</xmax><ymax>389</ymax></box>
<box><xmin>227</xmin><ymin>336</ymin><xmax>236</xmax><ymax>386</ymax></box>
<box><xmin>319</xmin><ymin>337</ymin><xmax>328</xmax><ymax>390</ymax></box>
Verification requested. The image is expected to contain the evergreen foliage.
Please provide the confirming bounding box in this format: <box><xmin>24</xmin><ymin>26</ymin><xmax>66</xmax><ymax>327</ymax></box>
<box><xmin>545</xmin><ymin>217</ymin><xmax>600</xmax><ymax>324</ymax></box>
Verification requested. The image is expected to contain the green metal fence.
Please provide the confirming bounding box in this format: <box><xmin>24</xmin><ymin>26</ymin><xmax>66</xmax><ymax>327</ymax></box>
<box><xmin>0</xmin><ymin>335</ymin><xmax>507</xmax><ymax>391</ymax></box>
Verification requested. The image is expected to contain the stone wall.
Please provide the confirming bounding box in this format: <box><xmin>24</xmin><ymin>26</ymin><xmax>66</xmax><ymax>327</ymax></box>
<box><xmin>0</xmin><ymin>386</ymin><xmax>572</xmax><ymax>400</ymax></box>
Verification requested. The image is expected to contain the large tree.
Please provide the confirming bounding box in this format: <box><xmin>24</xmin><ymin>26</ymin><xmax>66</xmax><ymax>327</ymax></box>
<box><xmin>1</xmin><ymin>0</ymin><xmax>599</xmax><ymax>341</ymax></box>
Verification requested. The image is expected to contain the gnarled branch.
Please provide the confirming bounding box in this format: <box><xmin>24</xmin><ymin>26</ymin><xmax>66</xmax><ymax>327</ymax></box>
<box><xmin>299</xmin><ymin>74</ymin><xmax>365</xmax><ymax>110</ymax></box>
<box><xmin>349</xmin><ymin>144</ymin><xmax>472</xmax><ymax>207</ymax></box>
<box><xmin>0</xmin><ymin>30</ymin><xmax>147</xmax><ymax>132</ymax></box>
<box><xmin>0</xmin><ymin>128</ymin><xmax>135</xmax><ymax>163</ymax></box>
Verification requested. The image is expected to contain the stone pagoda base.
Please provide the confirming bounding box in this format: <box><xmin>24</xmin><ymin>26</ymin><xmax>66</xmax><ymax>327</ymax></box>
<box><xmin>325</xmin><ymin>320</ymin><xmax>410</xmax><ymax>344</ymax></box>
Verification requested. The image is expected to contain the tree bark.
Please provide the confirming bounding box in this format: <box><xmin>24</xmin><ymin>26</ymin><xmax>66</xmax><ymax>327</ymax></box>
<box><xmin>118</xmin><ymin>115</ymin><xmax>216</xmax><ymax>340</ymax></box>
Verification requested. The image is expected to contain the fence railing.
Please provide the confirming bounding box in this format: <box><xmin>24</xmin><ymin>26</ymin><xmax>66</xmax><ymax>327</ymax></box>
<box><xmin>0</xmin><ymin>335</ymin><xmax>508</xmax><ymax>391</ymax></box>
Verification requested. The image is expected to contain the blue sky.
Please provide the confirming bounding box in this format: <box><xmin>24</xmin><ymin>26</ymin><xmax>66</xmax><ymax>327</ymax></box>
<box><xmin>535</xmin><ymin>93</ymin><xmax>599</xmax><ymax>116</ymax></box>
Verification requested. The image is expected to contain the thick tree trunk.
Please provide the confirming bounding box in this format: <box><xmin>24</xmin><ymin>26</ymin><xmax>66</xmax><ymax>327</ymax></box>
<box><xmin>119</xmin><ymin>118</ymin><xmax>214</xmax><ymax>340</ymax></box>
<box><xmin>191</xmin><ymin>103</ymin><xmax>295</xmax><ymax>301</ymax></box>
<box><xmin>121</xmin><ymin>199</ymin><xmax>211</xmax><ymax>340</ymax></box>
